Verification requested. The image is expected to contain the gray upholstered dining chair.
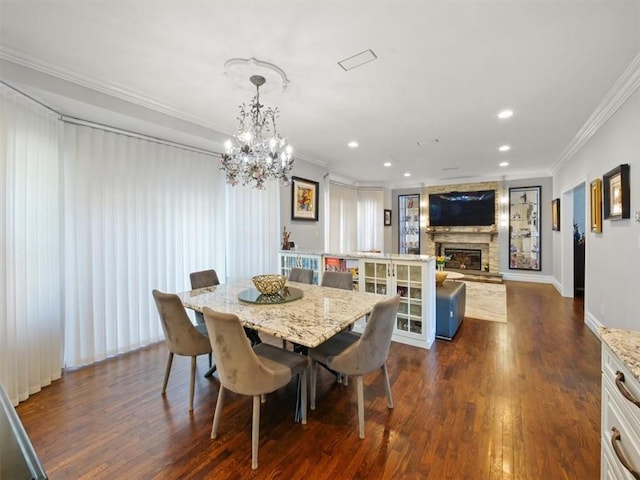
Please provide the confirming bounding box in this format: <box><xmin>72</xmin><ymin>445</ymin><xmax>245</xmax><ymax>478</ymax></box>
<box><xmin>189</xmin><ymin>269</ymin><xmax>220</xmax><ymax>325</ymax></box>
<box><xmin>190</xmin><ymin>268</ymin><xmax>261</xmax><ymax>348</ymax></box>
<box><xmin>287</xmin><ymin>267</ymin><xmax>314</xmax><ymax>284</ymax></box>
<box><xmin>203</xmin><ymin>307</ymin><xmax>307</xmax><ymax>470</ymax></box>
<box><xmin>322</xmin><ymin>270</ymin><xmax>356</xmax><ymax>342</ymax></box>
<box><xmin>152</xmin><ymin>289</ymin><xmax>213</xmax><ymax>411</ymax></box>
<box><xmin>320</xmin><ymin>271</ymin><xmax>353</xmax><ymax>290</ymax></box>
<box><xmin>189</xmin><ymin>269</ymin><xmax>220</xmax><ymax>373</ymax></box>
<box><xmin>309</xmin><ymin>294</ymin><xmax>400</xmax><ymax>439</ymax></box>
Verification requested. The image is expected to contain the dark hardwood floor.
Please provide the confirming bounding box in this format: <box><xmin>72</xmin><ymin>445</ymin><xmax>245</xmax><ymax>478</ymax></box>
<box><xmin>16</xmin><ymin>282</ymin><xmax>601</xmax><ymax>479</ymax></box>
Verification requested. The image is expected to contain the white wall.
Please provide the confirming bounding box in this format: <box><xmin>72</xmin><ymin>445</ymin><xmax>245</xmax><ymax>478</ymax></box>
<box><xmin>554</xmin><ymin>87</ymin><xmax>640</xmax><ymax>331</ymax></box>
<box><xmin>279</xmin><ymin>161</ymin><xmax>327</xmax><ymax>251</ymax></box>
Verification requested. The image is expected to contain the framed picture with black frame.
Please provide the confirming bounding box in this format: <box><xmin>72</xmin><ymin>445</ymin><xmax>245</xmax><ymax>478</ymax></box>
<box><xmin>384</xmin><ymin>209</ymin><xmax>392</xmax><ymax>226</ymax></box>
<box><xmin>291</xmin><ymin>176</ymin><xmax>319</xmax><ymax>221</ymax></box>
<box><xmin>603</xmin><ymin>164</ymin><xmax>630</xmax><ymax>220</ymax></box>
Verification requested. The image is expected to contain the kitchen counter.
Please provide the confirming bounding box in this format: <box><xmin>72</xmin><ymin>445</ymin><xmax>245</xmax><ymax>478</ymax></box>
<box><xmin>600</xmin><ymin>327</ymin><xmax>640</xmax><ymax>382</ymax></box>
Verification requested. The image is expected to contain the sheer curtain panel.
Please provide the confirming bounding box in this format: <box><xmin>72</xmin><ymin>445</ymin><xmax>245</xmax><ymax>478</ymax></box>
<box><xmin>63</xmin><ymin>123</ymin><xmax>225</xmax><ymax>367</ymax></box>
<box><xmin>0</xmin><ymin>85</ymin><xmax>63</xmax><ymax>405</ymax></box>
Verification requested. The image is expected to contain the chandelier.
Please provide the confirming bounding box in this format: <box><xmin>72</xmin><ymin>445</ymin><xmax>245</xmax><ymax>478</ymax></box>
<box><xmin>221</xmin><ymin>75</ymin><xmax>294</xmax><ymax>189</ymax></box>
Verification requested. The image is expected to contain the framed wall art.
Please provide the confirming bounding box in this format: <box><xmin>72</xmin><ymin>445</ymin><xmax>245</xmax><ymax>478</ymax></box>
<box><xmin>291</xmin><ymin>176</ymin><xmax>319</xmax><ymax>221</ymax></box>
<box><xmin>384</xmin><ymin>209</ymin><xmax>392</xmax><ymax>226</ymax></box>
<box><xmin>603</xmin><ymin>164</ymin><xmax>630</xmax><ymax>220</ymax></box>
<box><xmin>551</xmin><ymin>198</ymin><xmax>560</xmax><ymax>231</ymax></box>
<box><xmin>590</xmin><ymin>178</ymin><xmax>602</xmax><ymax>233</ymax></box>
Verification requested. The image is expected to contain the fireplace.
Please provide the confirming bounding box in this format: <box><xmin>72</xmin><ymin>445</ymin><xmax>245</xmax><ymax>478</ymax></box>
<box><xmin>444</xmin><ymin>248</ymin><xmax>482</xmax><ymax>271</ymax></box>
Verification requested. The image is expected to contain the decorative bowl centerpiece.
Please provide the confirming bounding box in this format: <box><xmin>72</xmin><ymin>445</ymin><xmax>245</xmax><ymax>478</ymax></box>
<box><xmin>252</xmin><ymin>274</ymin><xmax>287</xmax><ymax>295</ymax></box>
<box><xmin>435</xmin><ymin>271</ymin><xmax>448</xmax><ymax>286</ymax></box>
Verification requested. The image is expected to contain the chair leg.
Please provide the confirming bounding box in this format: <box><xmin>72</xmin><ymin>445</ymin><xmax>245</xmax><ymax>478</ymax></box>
<box><xmin>381</xmin><ymin>363</ymin><xmax>394</xmax><ymax>408</ymax></box>
<box><xmin>252</xmin><ymin>395</ymin><xmax>260</xmax><ymax>470</ymax></box>
<box><xmin>208</xmin><ymin>353</ymin><xmax>212</xmax><ymax>368</ymax></box>
<box><xmin>300</xmin><ymin>370</ymin><xmax>307</xmax><ymax>425</ymax></box>
<box><xmin>162</xmin><ymin>352</ymin><xmax>174</xmax><ymax>394</ymax></box>
<box><xmin>310</xmin><ymin>360</ymin><xmax>317</xmax><ymax>410</ymax></box>
<box><xmin>189</xmin><ymin>356</ymin><xmax>197</xmax><ymax>411</ymax></box>
<box><xmin>211</xmin><ymin>386</ymin><xmax>225</xmax><ymax>439</ymax></box>
<box><xmin>356</xmin><ymin>375</ymin><xmax>365</xmax><ymax>439</ymax></box>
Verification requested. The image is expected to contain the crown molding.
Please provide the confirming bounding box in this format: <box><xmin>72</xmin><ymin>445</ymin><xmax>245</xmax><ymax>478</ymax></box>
<box><xmin>551</xmin><ymin>52</ymin><xmax>640</xmax><ymax>175</ymax></box>
<box><xmin>0</xmin><ymin>46</ymin><xmax>231</xmax><ymax>135</ymax></box>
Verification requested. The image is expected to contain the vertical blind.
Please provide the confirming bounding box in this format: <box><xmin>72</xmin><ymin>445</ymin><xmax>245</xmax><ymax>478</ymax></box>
<box><xmin>0</xmin><ymin>85</ymin><xmax>63</xmax><ymax>404</ymax></box>
<box><xmin>357</xmin><ymin>189</ymin><xmax>384</xmax><ymax>251</ymax></box>
<box><xmin>225</xmin><ymin>182</ymin><xmax>280</xmax><ymax>281</ymax></box>
<box><xmin>326</xmin><ymin>182</ymin><xmax>383</xmax><ymax>253</ymax></box>
<box><xmin>326</xmin><ymin>182</ymin><xmax>358</xmax><ymax>252</ymax></box>
<box><xmin>62</xmin><ymin>124</ymin><xmax>227</xmax><ymax>367</ymax></box>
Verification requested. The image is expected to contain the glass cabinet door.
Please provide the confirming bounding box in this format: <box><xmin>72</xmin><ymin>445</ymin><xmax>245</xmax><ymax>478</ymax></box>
<box><xmin>362</xmin><ymin>260</ymin><xmax>389</xmax><ymax>295</ymax></box>
<box><xmin>395</xmin><ymin>263</ymin><xmax>423</xmax><ymax>335</ymax></box>
<box><xmin>509</xmin><ymin>186</ymin><xmax>541</xmax><ymax>271</ymax></box>
<box><xmin>398</xmin><ymin>194</ymin><xmax>421</xmax><ymax>254</ymax></box>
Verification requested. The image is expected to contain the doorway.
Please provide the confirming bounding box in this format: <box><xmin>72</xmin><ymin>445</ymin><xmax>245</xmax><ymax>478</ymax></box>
<box><xmin>572</xmin><ymin>184</ymin><xmax>586</xmax><ymax>297</ymax></box>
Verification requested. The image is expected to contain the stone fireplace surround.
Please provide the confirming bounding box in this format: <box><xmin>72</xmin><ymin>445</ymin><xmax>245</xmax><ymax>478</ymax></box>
<box><xmin>423</xmin><ymin>181</ymin><xmax>501</xmax><ymax>274</ymax></box>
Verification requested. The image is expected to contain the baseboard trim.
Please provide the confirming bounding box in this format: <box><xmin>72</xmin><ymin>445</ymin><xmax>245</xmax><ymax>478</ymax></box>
<box><xmin>585</xmin><ymin>311</ymin><xmax>603</xmax><ymax>338</ymax></box>
<box><xmin>500</xmin><ymin>272</ymin><xmax>554</xmax><ymax>284</ymax></box>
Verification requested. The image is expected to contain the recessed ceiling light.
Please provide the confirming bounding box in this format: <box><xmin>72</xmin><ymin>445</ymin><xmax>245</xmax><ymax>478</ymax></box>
<box><xmin>497</xmin><ymin>109</ymin><xmax>514</xmax><ymax>119</ymax></box>
<box><xmin>348</xmin><ymin>141</ymin><xmax>359</xmax><ymax>148</ymax></box>
<box><xmin>499</xmin><ymin>161</ymin><xmax>509</xmax><ymax>167</ymax></box>
<box><xmin>499</xmin><ymin>145</ymin><xmax>510</xmax><ymax>152</ymax></box>
<box><xmin>383</xmin><ymin>162</ymin><xmax>392</xmax><ymax>167</ymax></box>
<box><xmin>404</xmin><ymin>172</ymin><xmax>411</xmax><ymax>177</ymax></box>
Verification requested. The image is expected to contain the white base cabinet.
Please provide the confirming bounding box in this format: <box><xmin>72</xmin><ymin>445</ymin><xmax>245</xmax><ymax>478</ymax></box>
<box><xmin>355</xmin><ymin>257</ymin><xmax>435</xmax><ymax>349</ymax></box>
<box><xmin>601</xmin><ymin>343</ymin><xmax>640</xmax><ymax>479</ymax></box>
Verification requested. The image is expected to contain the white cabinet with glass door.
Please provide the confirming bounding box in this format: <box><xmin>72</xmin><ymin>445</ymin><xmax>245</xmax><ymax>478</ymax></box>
<box><xmin>355</xmin><ymin>255</ymin><xmax>435</xmax><ymax>349</ymax></box>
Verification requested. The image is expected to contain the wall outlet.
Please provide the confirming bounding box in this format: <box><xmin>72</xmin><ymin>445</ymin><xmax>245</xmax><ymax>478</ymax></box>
<box><xmin>635</xmin><ymin>211</ymin><xmax>640</xmax><ymax>222</ymax></box>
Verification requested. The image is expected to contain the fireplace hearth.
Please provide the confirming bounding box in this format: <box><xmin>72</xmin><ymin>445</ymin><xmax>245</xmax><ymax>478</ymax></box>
<box><xmin>444</xmin><ymin>248</ymin><xmax>482</xmax><ymax>271</ymax></box>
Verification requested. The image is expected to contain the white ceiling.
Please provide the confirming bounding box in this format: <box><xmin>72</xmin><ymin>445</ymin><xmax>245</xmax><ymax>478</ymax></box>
<box><xmin>1</xmin><ymin>1</ymin><xmax>639</xmax><ymax>188</ymax></box>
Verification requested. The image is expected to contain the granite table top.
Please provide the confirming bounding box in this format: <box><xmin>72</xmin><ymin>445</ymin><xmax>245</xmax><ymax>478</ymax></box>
<box><xmin>600</xmin><ymin>327</ymin><xmax>640</xmax><ymax>382</ymax></box>
<box><xmin>178</xmin><ymin>280</ymin><xmax>387</xmax><ymax>349</ymax></box>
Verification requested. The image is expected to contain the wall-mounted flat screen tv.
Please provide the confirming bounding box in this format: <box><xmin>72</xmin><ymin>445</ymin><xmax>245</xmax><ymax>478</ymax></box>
<box><xmin>428</xmin><ymin>190</ymin><xmax>496</xmax><ymax>226</ymax></box>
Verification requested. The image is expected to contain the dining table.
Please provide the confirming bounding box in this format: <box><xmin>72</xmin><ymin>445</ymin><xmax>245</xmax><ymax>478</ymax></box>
<box><xmin>177</xmin><ymin>279</ymin><xmax>388</xmax><ymax>421</ymax></box>
<box><xmin>177</xmin><ymin>279</ymin><xmax>387</xmax><ymax>349</ymax></box>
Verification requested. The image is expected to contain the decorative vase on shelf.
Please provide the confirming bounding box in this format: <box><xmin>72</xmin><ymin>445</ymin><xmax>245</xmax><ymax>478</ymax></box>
<box><xmin>437</xmin><ymin>263</ymin><xmax>444</xmax><ymax>271</ymax></box>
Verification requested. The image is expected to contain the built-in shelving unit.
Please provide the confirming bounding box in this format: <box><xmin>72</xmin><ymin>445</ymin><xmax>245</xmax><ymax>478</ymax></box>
<box><xmin>399</xmin><ymin>194</ymin><xmax>421</xmax><ymax>254</ymax></box>
<box><xmin>508</xmin><ymin>186</ymin><xmax>541</xmax><ymax>271</ymax></box>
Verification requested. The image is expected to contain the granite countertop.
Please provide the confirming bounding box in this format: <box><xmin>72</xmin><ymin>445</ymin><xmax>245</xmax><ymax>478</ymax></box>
<box><xmin>600</xmin><ymin>327</ymin><xmax>640</xmax><ymax>382</ymax></box>
<box><xmin>280</xmin><ymin>250</ymin><xmax>435</xmax><ymax>262</ymax></box>
<box><xmin>178</xmin><ymin>281</ymin><xmax>386</xmax><ymax>348</ymax></box>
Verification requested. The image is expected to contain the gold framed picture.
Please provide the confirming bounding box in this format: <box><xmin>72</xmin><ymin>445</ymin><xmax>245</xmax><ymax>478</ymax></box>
<box><xmin>590</xmin><ymin>178</ymin><xmax>602</xmax><ymax>233</ymax></box>
<box><xmin>551</xmin><ymin>198</ymin><xmax>560</xmax><ymax>231</ymax></box>
<box><xmin>603</xmin><ymin>164</ymin><xmax>630</xmax><ymax>220</ymax></box>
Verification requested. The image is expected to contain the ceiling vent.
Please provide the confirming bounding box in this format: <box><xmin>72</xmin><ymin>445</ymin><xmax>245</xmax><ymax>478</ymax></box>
<box><xmin>338</xmin><ymin>49</ymin><xmax>377</xmax><ymax>71</ymax></box>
